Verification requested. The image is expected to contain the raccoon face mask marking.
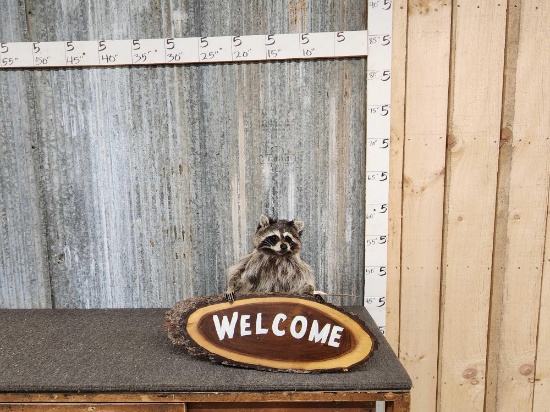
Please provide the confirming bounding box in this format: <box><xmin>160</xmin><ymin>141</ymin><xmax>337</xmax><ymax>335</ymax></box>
<box><xmin>254</xmin><ymin>217</ymin><xmax>303</xmax><ymax>256</ymax></box>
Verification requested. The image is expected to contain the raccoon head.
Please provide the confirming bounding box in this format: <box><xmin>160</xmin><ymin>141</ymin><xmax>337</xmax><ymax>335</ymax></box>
<box><xmin>253</xmin><ymin>215</ymin><xmax>305</xmax><ymax>256</ymax></box>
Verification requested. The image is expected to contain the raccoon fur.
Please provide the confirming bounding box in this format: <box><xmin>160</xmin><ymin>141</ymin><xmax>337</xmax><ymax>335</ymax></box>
<box><xmin>225</xmin><ymin>215</ymin><xmax>315</xmax><ymax>302</ymax></box>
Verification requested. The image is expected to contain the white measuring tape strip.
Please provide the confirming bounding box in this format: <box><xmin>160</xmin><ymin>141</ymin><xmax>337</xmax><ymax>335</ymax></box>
<box><xmin>365</xmin><ymin>0</ymin><xmax>392</xmax><ymax>336</ymax></box>
<box><xmin>0</xmin><ymin>31</ymin><xmax>368</xmax><ymax>68</ymax></box>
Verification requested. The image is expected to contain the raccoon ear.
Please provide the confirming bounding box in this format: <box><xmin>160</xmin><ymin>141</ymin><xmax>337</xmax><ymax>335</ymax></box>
<box><xmin>258</xmin><ymin>215</ymin><xmax>271</xmax><ymax>229</ymax></box>
<box><xmin>293</xmin><ymin>220</ymin><xmax>305</xmax><ymax>233</ymax></box>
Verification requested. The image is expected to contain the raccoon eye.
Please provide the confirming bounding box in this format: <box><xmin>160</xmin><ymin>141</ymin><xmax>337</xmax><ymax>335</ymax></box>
<box><xmin>268</xmin><ymin>235</ymin><xmax>279</xmax><ymax>243</ymax></box>
<box><xmin>284</xmin><ymin>236</ymin><xmax>292</xmax><ymax>243</ymax></box>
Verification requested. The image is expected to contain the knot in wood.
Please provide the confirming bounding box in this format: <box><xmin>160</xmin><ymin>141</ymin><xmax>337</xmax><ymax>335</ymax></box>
<box><xmin>519</xmin><ymin>364</ymin><xmax>534</xmax><ymax>376</ymax></box>
<box><xmin>462</xmin><ymin>368</ymin><xmax>477</xmax><ymax>379</ymax></box>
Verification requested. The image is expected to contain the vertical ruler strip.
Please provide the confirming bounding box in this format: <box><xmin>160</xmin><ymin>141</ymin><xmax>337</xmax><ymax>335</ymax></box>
<box><xmin>364</xmin><ymin>0</ymin><xmax>392</xmax><ymax>333</ymax></box>
<box><xmin>365</xmin><ymin>4</ymin><xmax>393</xmax><ymax>411</ymax></box>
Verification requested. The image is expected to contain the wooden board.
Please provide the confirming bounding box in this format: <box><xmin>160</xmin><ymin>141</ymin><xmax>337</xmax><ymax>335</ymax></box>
<box><xmin>437</xmin><ymin>2</ymin><xmax>506</xmax><ymax>411</ymax></box>
<box><xmin>186</xmin><ymin>402</ymin><xmax>375</xmax><ymax>411</ymax></box>
<box><xmin>0</xmin><ymin>392</ymin><xmax>409</xmax><ymax>404</ymax></box>
<box><xmin>165</xmin><ymin>294</ymin><xmax>377</xmax><ymax>372</ymax></box>
<box><xmin>385</xmin><ymin>0</ymin><xmax>408</xmax><ymax>353</ymax></box>
<box><xmin>486</xmin><ymin>1</ymin><xmax>550</xmax><ymax>411</ymax></box>
<box><xmin>0</xmin><ymin>392</ymin><xmax>409</xmax><ymax>412</ymax></box>
<box><xmin>534</xmin><ymin>203</ymin><xmax>550</xmax><ymax>411</ymax></box>
<box><xmin>0</xmin><ymin>405</ymin><xmax>185</xmax><ymax>412</ymax></box>
<box><xmin>399</xmin><ymin>1</ymin><xmax>451</xmax><ymax>411</ymax></box>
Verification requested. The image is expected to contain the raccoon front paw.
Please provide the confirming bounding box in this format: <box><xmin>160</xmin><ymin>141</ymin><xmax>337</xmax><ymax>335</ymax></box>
<box><xmin>224</xmin><ymin>291</ymin><xmax>236</xmax><ymax>303</ymax></box>
<box><xmin>301</xmin><ymin>284</ymin><xmax>315</xmax><ymax>296</ymax></box>
<box><xmin>313</xmin><ymin>293</ymin><xmax>326</xmax><ymax>303</ymax></box>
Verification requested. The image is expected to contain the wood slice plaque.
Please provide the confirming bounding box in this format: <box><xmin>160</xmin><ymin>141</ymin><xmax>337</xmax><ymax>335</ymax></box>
<box><xmin>164</xmin><ymin>294</ymin><xmax>378</xmax><ymax>373</ymax></box>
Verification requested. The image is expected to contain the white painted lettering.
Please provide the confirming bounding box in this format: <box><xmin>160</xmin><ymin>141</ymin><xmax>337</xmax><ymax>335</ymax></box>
<box><xmin>240</xmin><ymin>314</ymin><xmax>251</xmax><ymax>336</ymax></box>
<box><xmin>328</xmin><ymin>325</ymin><xmax>344</xmax><ymax>347</ymax></box>
<box><xmin>272</xmin><ymin>313</ymin><xmax>287</xmax><ymax>336</ymax></box>
<box><xmin>255</xmin><ymin>313</ymin><xmax>269</xmax><ymax>334</ymax></box>
<box><xmin>308</xmin><ymin>320</ymin><xmax>332</xmax><ymax>344</ymax></box>
<box><xmin>290</xmin><ymin>315</ymin><xmax>308</xmax><ymax>339</ymax></box>
<box><xmin>212</xmin><ymin>311</ymin><xmax>345</xmax><ymax>347</ymax></box>
<box><xmin>212</xmin><ymin>312</ymin><xmax>239</xmax><ymax>341</ymax></box>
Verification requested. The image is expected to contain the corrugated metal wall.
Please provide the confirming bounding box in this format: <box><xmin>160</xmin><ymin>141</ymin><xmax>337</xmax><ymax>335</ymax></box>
<box><xmin>387</xmin><ymin>1</ymin><xmax>550</xmax><ymax>411</ymax></box>
<box><xmin>0</xmin><ymin>0</ymin><xmax>367</xmax><ymax>308</ymax></box>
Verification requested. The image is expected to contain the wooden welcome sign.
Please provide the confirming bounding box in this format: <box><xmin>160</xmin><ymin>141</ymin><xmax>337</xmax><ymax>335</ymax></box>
<box><xmin>164</xmin><ymin>294</ymin><xmax>378</xmax><ymax>373</ymax></box>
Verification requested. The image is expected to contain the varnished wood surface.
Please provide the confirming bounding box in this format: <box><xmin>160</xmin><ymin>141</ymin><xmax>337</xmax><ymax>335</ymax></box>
<box><xmin>187</xmin><ymin>402</ymin><xmax>375</xmax><ymax>411</ymax></box>
<box><xmin>391</xmin><ymin>393</ymin><xmax>411</xmax><ymax>412</ymax></box>
<box><xmin>0</xmin><ymin>391</ymin><xmax>409</xmax><ymax>404</ymax></box>
<box><xmin>0</xmin><ymin>392</ymin><xmax>409</xmax><ymax>412</ymax></box>
<box><xmin>0</xmin><ymin>402</ymin><xmax>381</xmax><ymax>412</ymax></box>
<box><xmin>165</xmin><ymin>294</ymin><xmax>376</xmax><ymax>372</ymax></box>
<box><xmin>0</xmin><ymin>404</ymin><xmax>185</xmax><ymax>412</ymax></box>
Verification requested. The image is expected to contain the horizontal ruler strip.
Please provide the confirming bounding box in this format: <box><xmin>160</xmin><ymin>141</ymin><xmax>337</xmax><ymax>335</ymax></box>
<box><xmin>0</xmin><ymin>31</ymin><xmax>369</xmax><ymax>69</ymax></box>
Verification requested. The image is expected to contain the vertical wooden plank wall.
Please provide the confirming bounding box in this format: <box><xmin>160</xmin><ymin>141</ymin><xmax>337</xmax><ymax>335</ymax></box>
<box><xmin>386</xmin><ymin>0</ymin><xmax>407</xmax><ymax>352</ymax></box>
<box><xmin>390</xmin><ymin>1</ymin><xmax>550</xmax><ymax>412</ymax></box>
<box><xmin>399</xmin><ymin>1</ymin><xmax>451</xmax><ymax>411</ymax></box>
<box><xmin>439</xmin><ymin>2</ymin><xmax>506</xmax><ymax>411</ymax></box>
<box><xmin>485</xmin><ymin>2</ymin><xmax>550</xmax><ymax>411</ymax></box>
<box><xmin>535</xmin><ymin>211</ymin><xmax>550</xmax><ymax>411</ymax></box>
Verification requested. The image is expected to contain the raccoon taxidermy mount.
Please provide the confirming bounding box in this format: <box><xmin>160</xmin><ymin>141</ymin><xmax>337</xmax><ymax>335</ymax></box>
<box><xmin>225</xmin><ymin>215</ymin><xmax>315</xmax><ymax>302</ymax></box>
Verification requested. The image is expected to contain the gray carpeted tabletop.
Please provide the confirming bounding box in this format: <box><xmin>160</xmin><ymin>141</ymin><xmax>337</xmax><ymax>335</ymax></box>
<box><xmin>0</xmin><ymin>306</ymin><xmax>411</xmax><ymax>393</ymax></box>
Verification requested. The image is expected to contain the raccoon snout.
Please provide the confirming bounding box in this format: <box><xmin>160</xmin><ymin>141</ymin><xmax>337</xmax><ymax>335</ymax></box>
<box><xmin>280</xmin><ymin>243</ymin><xmax>288</xmax><ymax>251</ymax></box>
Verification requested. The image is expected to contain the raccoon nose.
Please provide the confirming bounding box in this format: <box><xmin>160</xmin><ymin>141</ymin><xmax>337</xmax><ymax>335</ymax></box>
<box><xmin>280</xmin><ymin>243</ymin><xmax>288</xmax><ymax>251</ymax></box>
